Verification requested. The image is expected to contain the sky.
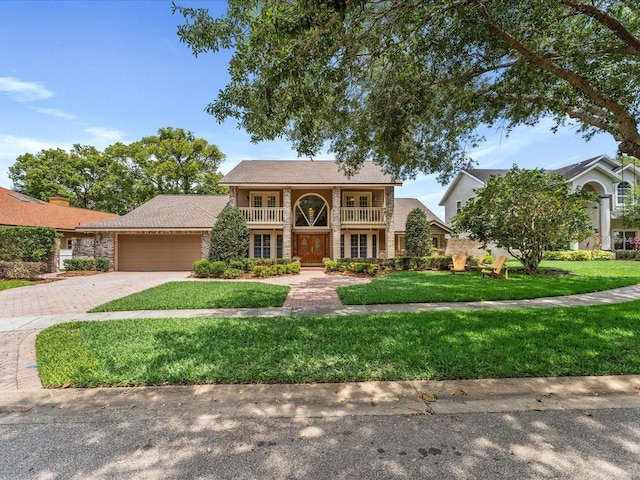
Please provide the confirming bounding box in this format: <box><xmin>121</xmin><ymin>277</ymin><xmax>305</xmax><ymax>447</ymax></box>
<box><xmin>0</xmin><ymin>0</ymin><xmax>620</xmax><ymax>219</ymax></box>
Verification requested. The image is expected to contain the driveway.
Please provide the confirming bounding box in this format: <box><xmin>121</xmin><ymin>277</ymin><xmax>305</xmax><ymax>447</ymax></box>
<box><xmin>0</xmin><ymin>271</ymin><xmax>191</xmax><ymax>321</ymax></box>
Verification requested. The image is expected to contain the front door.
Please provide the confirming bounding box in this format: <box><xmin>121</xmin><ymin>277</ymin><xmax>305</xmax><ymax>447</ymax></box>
<box><xmin>297</xmin><ymin>234</ymin><xmax>327</xmax><ymax>265</ymax></box>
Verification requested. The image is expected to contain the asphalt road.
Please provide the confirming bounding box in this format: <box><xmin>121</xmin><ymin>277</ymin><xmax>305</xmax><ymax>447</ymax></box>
<box><xmin>2</xmin><ymin>402</ymin><xmax>639</xmax><ymax>479</ymax></box>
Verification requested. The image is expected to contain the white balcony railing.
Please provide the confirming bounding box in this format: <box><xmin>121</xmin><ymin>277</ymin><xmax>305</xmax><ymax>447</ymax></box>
<box><xmin>340</xmin><ymin>207</ymin><xmax>386</xmax><ymax>225</ymax></box>
<box><xmin>239</xmin><ymin>207</ymin><xmax>284</xmax><ymax>224</ymax></box>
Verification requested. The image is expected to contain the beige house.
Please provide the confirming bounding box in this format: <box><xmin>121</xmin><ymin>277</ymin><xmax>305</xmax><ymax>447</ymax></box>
<box><xmin>79</xmin><ymin>160</ymin><xmax>450</xmax><ymax>270</ymax></box>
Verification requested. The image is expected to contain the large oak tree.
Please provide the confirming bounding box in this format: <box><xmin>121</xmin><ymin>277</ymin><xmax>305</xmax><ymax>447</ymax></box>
<box><xmin>9</xmin><ymin>127</ymin><xmax>226</xmax><ymax>214</ymax></box>
<box><xmin>175</xmin><ymin>1</ymin><xmax>640</xmax><ymax>181</ymax></box>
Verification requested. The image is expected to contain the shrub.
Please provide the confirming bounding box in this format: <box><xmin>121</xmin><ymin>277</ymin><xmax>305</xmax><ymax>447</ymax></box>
<box><xmin>0</xmin><ymin>261</ymin><xmax>46</xmax><ymax>280</ymax></box>
<box><xmin>193</xmin><ymin>259</ymin><xmax>212</xmax><ymax>278</ymax></box>
<box><xmin>228</xmin><ymin>260</ymin><xmax>245</xmax><ymax>270</ymax></box>
<box><xmin>543</xmin><ymin>250</ymin><xmax>614</xmax><ymax>261</ymax></box>
<box><xmin>63</xmin><ymin>257</ymin><xmax>110</xmax><ymax>271</ymax></box>
<box><xmin>613</xmin><ymin>250</ymin><xmax>638</xmax><ymax>260</ymax></box>
<box><xmin>367</xmin><ymin>263</ymin><xmax>379</xmax><ymax>276</ymax></box>
<box><xmin>222</xmin><ymin>268</ymin><xmax>244</xmax><ymax>279</ymax></box>
<box><xmin>405</xmin><ymin>208</ymin><xmax>432</xmax><ymax>256</ymax></box>
<box><xmin>0</xmin><ymin>226</ymin><xmax>59</xmax><ymax>262</ymax></box>
<box><xmin>480</xmin><ymin>252</ymin><xmax>494</xmax><ymax>265</ymax></box>
<box><xmin>209</xmin><ymin>206</ymin><xmax>249</xmax><ymax>263</ymax></box>
<box><xmin>424</xmin><ymin>255</ymin><xmax>454</xmax><ymax>271</ymax></box>
<box><xmin>210</xmin><ymin>261</ymin><xmax>227</xmax><ymax>278</ymax></box>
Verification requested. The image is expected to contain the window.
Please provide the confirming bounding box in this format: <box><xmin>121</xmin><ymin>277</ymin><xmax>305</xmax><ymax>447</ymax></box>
<box><xmin>613</xmin><ymin>230</ymin><xmax>637</xmax><ymax>250</ymax></box>
<box><xmin>276</xmin><ymin>235</ymin><xmax>283</xmax><ymax>258</ymax></box>
<box><xmin>618</xmin><ymin>182</ymin><xmax>632</xmax><ymax>205</ymax></box>
<box><xmin>340</xmin><ymin>234</ymin><xmax>345</xmax><ymax>258</ymax></box>
<box><xmin>253</xmin><ymin>234</ymin><xmax>271</xmax><ymax>258</ymax></box>
<box><xmin>432</xmin><ymin>237</ymin><xmax>439</xmax><ymax>249</ymax></box>
<box><xmin>66</xmin><ymin>239</ymin><xmax>73</xmax><ymax>249</ymax></box>
<box><xmin>350</xmin><ymin>234</ymin><xmax>367</xmax><ymax>258</ymax></box>
<box><xmin>372</xmin><ymin>234</ymin><xmax>377</xmax><ymax>257</ymax></box>
<box><xmin>294</xmin><ymin>195</ymin><xmax>328</xmax><ymax>227</ymax></box>
<box><xmin>398</xmin><ymin>235</ymin><xmax>406</xmax><ymax>252</ymax></box>
<box><xmin>456</xmin><ymin>200</ymin><xmax>462</xmax><ymax>214</ymax></box>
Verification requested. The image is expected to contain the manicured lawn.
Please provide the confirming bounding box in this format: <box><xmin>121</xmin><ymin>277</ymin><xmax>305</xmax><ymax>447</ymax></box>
<box><xmin>88</xmin><ymin>281</ymin><xmax>290</xmax><ymax>312</ymax></box>
<box><xmin>37</xmin><ymin>300</ymin><xmax>640</xmax><ymax>387</ymax></box>
<box><xmin>0</xmin><ymin>279</ymin><xmax>35</xmax><ymax>291</ymax></box>
<box><xmin>337</xmin><ymin>260</ymin><xmax>640</xmax><ymax>304</ymax></box>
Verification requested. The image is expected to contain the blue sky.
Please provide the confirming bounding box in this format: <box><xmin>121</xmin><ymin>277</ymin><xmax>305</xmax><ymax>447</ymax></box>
<box><xmin>0</xmin><ymin>0</ymin><xmax>620</xmax><ymax>218</ymax></box>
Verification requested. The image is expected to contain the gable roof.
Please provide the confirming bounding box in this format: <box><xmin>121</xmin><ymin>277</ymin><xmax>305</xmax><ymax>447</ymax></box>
<box><xmin>0</xmin><ymin>186</ymin><xmax>118</xmax><ymax>231</ymax></box>
<box><xmin>439</xmin><ymin>154</ymin><xmax>621</xmax><ymax>206</ymax></box>
<box><xmin>78</xmin><ymin>194</ymin><xmax>229</xmax><ymax>231</ymax></box>
<box><xmin>221</xmin><ymin>160</ymin><xmax>401</xmax><ymax>186</ymax></box>
<box><xmin>393</xmin><ymin>198</ymin><xmax>452</xmax><ymax>234</ymax></box>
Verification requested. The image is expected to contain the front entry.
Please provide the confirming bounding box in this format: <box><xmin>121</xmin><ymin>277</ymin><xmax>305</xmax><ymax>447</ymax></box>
<box><xmin>296</xmin><ymin>234</ymin><xmax>328</xmax><ymax>265</ymax></box>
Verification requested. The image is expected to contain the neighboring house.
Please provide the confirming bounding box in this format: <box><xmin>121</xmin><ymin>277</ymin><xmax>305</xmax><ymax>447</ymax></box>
<box><xmin>79</xmin><ymin>160</ymin><xmax>451</xmax><ymax>270</ymax></box>
<box><xmin>0</xmin><ymin>186</ymin><xmax>119</xmax><ymax>270</ymax></box>
<box><xmin>439</xmin><ymin>154</ymin><xmax>640</xmax><ymax>252</ymax></box>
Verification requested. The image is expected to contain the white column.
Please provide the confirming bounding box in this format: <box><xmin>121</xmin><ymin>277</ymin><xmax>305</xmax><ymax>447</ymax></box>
<box><xmin>385</xmin><ymin>187</ymin><xmax>395</xmax><ymax>258</ymax></box>
<box><xmin>599</xmin><ymin>194</ymin><xmax>611</xmax><ymax>250</ymax></box>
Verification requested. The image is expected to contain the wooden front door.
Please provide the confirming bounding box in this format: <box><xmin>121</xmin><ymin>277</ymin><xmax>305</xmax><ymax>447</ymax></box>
<box><xmin>297</xmin><ymin>234</ymin><xmax>327</xmax><ymax>265</ymax></box>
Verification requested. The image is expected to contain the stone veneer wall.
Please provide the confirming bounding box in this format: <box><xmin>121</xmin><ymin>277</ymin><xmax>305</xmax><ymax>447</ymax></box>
<box><xmin>47</xmin><ymin>238</ymin><xmax>61</xmax><ymax>273</ymax></box>
<box><xmin>94</xmin><ymin>233</ymin><xmax>116</xmax><ymax>269</ymax></box>
<box><xmin>201</xmin><ymin>232</ymin><xmax>211</xmax><ymax>259</ymax></box>
<box><xmin>384</xmin><ymin>187</ymin><xmax>395</xmax><ymax>259</ymax></box>
<box><xmin>73</xmin><ymin>237</ymin><xmax>96</xmax><ymax>258</ymax></box>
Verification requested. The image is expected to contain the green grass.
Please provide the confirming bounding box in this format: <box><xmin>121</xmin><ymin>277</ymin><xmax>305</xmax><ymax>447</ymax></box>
<box><xmin>0</xmin><ymin>279</ymin><xmax>35</xmax><ymax>291</ymax></box>
<box><xmin>37</xmin><ymin>300</ymin><xmax>640</xmax><ymax>387</ymax></box>
<box><xmin>337</xmin><ymin>260</ymin><xmax>640</xmax><ymax>304</ymax></box>
<box><xmin>88</xmin><ymin>281</ymin><xmax>290</xmax><ymax>312</ymax></box>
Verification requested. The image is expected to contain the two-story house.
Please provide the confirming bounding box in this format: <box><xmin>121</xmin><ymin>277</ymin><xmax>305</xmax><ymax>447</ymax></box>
<box><xmin>79</xmin><ymin>160</ymin><xmax>451</xmax><ymax>270</ymax></box>
<box><xmin>439</xmin><ymin>154</ymin><xmax>640</xmax><ymax>252</ymax></box>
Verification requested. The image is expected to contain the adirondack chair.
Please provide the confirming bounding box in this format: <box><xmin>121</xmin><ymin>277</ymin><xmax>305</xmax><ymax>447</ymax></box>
<box><xmin>481</xmin><ymin>255</ymin><xmax>509</xmax><ymax>279</ymax></box>
<box><xmin>449</xmin><ymin>254</ymin><xmax>467</xmax><ymax>274</ymax></box>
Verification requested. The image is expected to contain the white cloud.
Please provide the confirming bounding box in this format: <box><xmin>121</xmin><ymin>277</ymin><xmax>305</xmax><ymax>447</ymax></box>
<box><xmin>85</xmin><ymin>127</ymin><xmax>124</xmax><ymax>144</ymax></box>
<box><xmin>28</xmin><ymin>106</ymin><xmax>76</xmax><ymax>120</ymax></box>
<box><xmin>0</xmin><ymin>76</ymin><xmax>53</xmax><ymax>101</ymax></box>
<box><xmin>0</xmin><ymin>135</ymin><xmax>67</xmax><ymax>188</ymax></box>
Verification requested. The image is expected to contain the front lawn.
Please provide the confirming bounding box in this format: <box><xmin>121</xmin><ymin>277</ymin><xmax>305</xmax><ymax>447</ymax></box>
<box><xmin>37</xmin><ymin>300</ymin><xmax>640</xmax><ymax>387</ymax></box>
<box><xmin>0</xmin><ymin>279</ymin><xmax>35</xmax><ymax>291</ymax></box>
<box><xmin>337</xmin><ymin>260</ymin><xmax>640</xmax><ymax>304</ymax></box>
<box><xmin>88</xmin><ymin>281</ymin><xmax>290</xmax><ymax>312</ymax></box>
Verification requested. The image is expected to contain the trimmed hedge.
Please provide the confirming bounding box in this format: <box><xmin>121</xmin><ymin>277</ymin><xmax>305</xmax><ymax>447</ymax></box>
<box><xmin>613</xmin><ymin>250</ymin><xmax>640</xmax><ymax>261</ymax></box>
<box><xmin>542</xmin><ymin>250</ymin><xmax>613</xmax><ymax>261</ymax></box>
<box><xmin>63</xmin><ymin>257</ymin><xmax>110</xmax><ymax>272</ymax></box>
<box><xmin>0</xmin><ymin>226</ymin><xmax>59</xmax><ymax>262</ymax></box>
<box><xmin>193</xmin><ymin>258</ymin><xmax>301</xmax><ymax>278</ymax></box>
<box><xmin>0</xmin><ymin>261</ymin><xmax>46</xmax><ymax>280</ymax></box>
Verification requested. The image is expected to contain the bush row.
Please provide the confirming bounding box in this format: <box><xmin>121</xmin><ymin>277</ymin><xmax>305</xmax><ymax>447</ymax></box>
<box><xmin>63</xmin><ymin>257</ymin><xmax>110</xmax><ymax>271</ymax></box>
<box><xmin>323</xmin><ymin>255</ymin><xmax>475</xmax><ymax>275</ymax></box>
<box><xmin>613</xmin><ymin>250</ymin><xmax>640</xmax><ymax>261</ymax></box>
<box><xmin>0</xmin><ymin>261</ymin><xmax>46</xmax><ymax>280</ymax></box>
<box><xmin>542</xmin><ymin>250</ymin><xmax>613</xmax><ymax>261</ymax></box>
<box><xmin>193</xmin><ymin>258</ymin><xmax>302</xmax><ymax>279</ymax></box>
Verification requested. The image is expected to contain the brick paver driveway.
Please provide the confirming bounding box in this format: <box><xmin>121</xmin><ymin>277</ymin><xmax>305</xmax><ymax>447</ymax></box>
<box><xmin>0</xmin><ymin>271</ymin><xmax>191</xmax><ymax>321</ymax></box>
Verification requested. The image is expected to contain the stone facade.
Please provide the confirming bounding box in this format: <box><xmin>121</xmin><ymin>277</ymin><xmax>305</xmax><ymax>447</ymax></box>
<box><xmin>384</xmin><ymin>186</ymin><xmax>395</xmax><ymax>259</ymax></box>
<box><xmin>94</xmin><ymin>232</ymin><xmax>116</xmax><ymax>269</ymax></box>
<box><xmin>73</xmin><ymin>237</ymin><xmax>96</xmax><ymax>258</ymax></box>
<box><xmin>331</xmin><ymin>187</ymin><xmax>342</xmax><ymax>260</ymax></box>
<box><xmin>47</xmin><ymin>238</ymin><xmax>61</xmax><ymax>273</ymax></box>
<box><xmin>283</xmin><ymin>187</ymin><xmax>292</xmax><ymax>258</ymax></box>
<box><xmin>201</xmin><ymin>232</ymin><xmax>211</xmax><ymax>259</ymax></box>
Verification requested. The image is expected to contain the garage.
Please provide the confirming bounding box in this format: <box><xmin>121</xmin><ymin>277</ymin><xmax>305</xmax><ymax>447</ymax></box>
<box><xmin>117</xmin><ymin>234</ymin><xmax>202</xmax><ymax>271</ymax></box>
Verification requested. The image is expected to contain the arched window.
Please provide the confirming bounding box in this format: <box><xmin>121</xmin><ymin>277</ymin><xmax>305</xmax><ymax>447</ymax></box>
<box><xmin>294</xmin><ymin>195</ymin><xmax>329</xmax><ymax>227</ymax></box>
<box><xmin>618</xmin><ymin>181</ymin><xmax>632</xmax><ymax>205</ymax></box>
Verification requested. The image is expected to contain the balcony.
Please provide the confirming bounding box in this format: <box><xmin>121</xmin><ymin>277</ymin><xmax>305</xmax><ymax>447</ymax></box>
<box><xmin>340</xmin><ymin>207</ymin><xmax>386</xmax><ymax>225</ymax></box>
<box><xmin>239</xmin><ymin>207</ymin><xmax>284</xmax><ymax>225</ymax></box>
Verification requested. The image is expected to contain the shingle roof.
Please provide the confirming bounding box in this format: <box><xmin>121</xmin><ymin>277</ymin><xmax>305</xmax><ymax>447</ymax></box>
<box><xmin>221</xmin><ymin>160</ymin><xmax>401</xmax><ymax>186</ymax></box>
<box><xmin>78</xmin><ymin>194</ymin><xmax>229</xmax><ymax>230</ymax></box>
<box><xmin>393</xmin><ymin>198</ymin><xmax>452</xmax><ymax>233</ymax></box>
<box><xmin>463</xmin><ymin>169</ymin><xmax>509</xmax><ymax>183</ymax></box>
<box><xmin>552</xmin><ymin>155</ymin><xmax>606</xmax><ymax>179</ymax></box>
<box><xmin>0</xmin><ymin>186</ymin><xmax>118</xmax><ymax>231</ymax></box>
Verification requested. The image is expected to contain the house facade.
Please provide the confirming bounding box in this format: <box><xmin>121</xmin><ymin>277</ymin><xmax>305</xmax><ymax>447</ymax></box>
<box><xmin>0</xmin><ymin>186</ymin><xmax>119</xmax><ymax>270</ymax></box>
<box><xmin>439</xmin><ymin>154</ymin><xmax>639</xmax><ymax>252</ymax></box>
<box><xmin>79</xmin><ymin>160</ymin><xmax>451</xmax><ymax>270</ymax></box>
